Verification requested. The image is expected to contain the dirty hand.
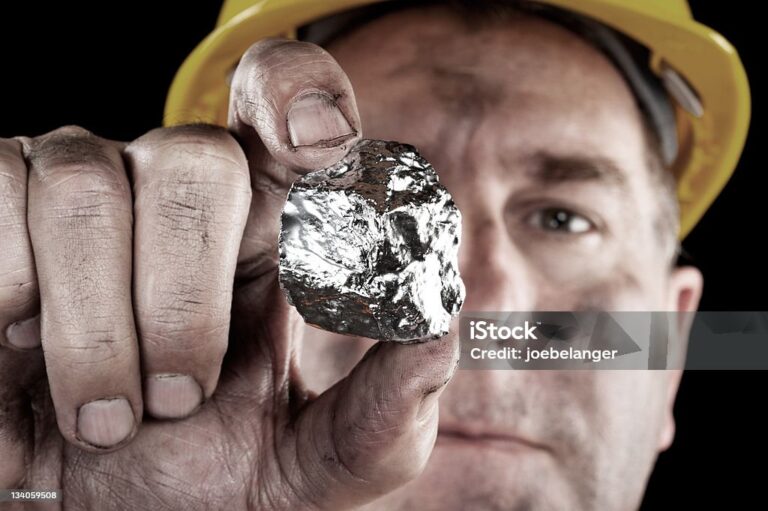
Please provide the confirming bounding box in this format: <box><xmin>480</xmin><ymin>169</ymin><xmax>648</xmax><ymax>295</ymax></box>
<box><xmin>0</xmin><ymin>39</ymin><xmax>458</xmax><ymax>510</ymax></box>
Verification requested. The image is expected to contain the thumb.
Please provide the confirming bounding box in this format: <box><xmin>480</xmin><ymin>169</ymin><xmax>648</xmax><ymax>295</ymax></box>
<box><xmin>283</xmin><ymin>333</ymin><xmax>460</xmax><ymax>509</ymax></box>
<box><xmin>228</xmin><ymin>39</ymin><xmax>362</xmax><ymax>281</ymax></box>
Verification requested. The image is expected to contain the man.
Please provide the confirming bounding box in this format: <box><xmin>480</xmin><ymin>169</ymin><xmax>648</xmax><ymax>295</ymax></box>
<box><xmin>0</xmin><ymin>0</ymin><xmax>749</xmax><ymax>509</ymax></box>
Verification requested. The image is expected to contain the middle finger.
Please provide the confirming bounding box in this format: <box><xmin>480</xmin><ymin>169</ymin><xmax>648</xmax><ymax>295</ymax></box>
<box><xmin>26</xmin><ymin>126</ymin><xmax>142</xmax><ymax>451</ymax></box>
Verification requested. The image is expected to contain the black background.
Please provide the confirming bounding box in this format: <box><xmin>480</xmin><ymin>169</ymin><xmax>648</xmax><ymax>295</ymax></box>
<box><xmin>0</xmin><ymin>1</ymin><xmax>764</xmax><ymax>507</ymax></box>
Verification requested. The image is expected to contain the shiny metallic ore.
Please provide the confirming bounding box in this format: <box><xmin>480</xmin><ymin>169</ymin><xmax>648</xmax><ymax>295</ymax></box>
<box><xmin>278</xmin><ymin>139</ymin><xmax>465</xmax><ymax>342</ymax></box>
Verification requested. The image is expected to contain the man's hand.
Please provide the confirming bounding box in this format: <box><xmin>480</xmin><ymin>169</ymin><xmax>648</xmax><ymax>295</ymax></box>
<box><xmin>0</xmin><ymin>39</ymin><xmax>458</xmax><ymax>510</ymax></box>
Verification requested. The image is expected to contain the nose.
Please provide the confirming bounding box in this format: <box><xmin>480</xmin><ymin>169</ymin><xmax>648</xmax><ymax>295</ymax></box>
<box><xmin>458</xmin><ymin>209</ymin><xmax>536</xmax><ymax>312</ymax></box>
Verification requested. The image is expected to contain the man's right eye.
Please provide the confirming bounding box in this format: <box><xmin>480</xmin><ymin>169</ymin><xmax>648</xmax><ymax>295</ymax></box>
<box><xmin>526</xmin><ymin>207</ymin><xmax>594</xmax><ymax>234</ymax></box>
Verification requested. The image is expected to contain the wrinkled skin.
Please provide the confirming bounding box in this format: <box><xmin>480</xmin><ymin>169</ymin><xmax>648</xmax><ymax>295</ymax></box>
<box><xmin>306</xmin><ymin>7</ymin><xmax>704</xmax><ymax>510</ymax></box>
<box><xmin>0</xmin><ymin>5</ymin><xmax>702</xmax><ymax>511</ymax></box>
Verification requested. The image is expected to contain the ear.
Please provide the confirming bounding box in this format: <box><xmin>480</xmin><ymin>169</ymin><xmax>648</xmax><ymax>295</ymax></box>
<box><xmin>657</xmin><ymin>265</ymin><xmax>703</xmax><ymax>451</ymax></box>
<box><xmin>667</xmin><ymin>266</ymin><xmax>704</xmax><ymax>317</ymax></box>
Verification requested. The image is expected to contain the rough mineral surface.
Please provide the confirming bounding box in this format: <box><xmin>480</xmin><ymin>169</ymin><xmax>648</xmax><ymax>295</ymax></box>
<box><xmin>278</xmin><ymin>139</ymin><xmax>465</xmax><ymax>342</ymax></box>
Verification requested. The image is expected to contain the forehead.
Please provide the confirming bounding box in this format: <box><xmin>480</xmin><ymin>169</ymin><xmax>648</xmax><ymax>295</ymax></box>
<box><xmin>326</xmin><ymin>5</ymin><xmax>648</xmax><ymax>172</ymax></box>
<box><xmin>328</xmin><ymin>6</ymin><xmax>636</xmax><ymax>104</ymax></box>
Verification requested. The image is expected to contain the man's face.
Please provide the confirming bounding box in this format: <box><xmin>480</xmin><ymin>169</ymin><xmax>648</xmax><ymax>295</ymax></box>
<box><xmin>300</xmin><ymin>6</ymin><xmax>702</xmax><ymax>510</ymax></box>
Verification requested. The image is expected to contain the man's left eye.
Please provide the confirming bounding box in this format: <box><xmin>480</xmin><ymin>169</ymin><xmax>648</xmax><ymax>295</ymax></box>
<box><xmin>527</xmin><ymin>208</ymin><xmax>594</xmax><ymax>234</ymax></box>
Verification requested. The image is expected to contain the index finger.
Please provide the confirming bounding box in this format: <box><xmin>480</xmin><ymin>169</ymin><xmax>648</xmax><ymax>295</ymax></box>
<box><xmin>279</xmin><ymin>332</ymin><xmax>460</xmax><ymax>508</ymax></box>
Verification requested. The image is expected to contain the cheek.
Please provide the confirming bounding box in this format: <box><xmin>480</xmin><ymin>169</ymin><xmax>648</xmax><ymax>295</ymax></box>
<box><xmin>534</xmin><ymin>264</ymin><xmax>667</xmax><ymax>310</ymax></box>
<box><xmin>520</xmin><ymin>235</ymin><xmax>612</xmax><ymax>284</ymax></box>
<box><xmin>590</xmin><ymin>372</ymin><xmax>670</xmax><ymax>474</ymax></box>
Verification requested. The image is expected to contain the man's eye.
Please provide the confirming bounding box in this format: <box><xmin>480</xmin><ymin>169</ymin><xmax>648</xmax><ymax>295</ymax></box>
<box><xmin>527</xmin><ymin>208</ymin><xmax>594</xmax><ymax>234</ymax></box>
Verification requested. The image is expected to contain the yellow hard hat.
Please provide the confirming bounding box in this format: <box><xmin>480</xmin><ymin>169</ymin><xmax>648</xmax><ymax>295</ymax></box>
<box><xmin>164</xmin><ymin>0</ymin><xmax>750</xmax><ymax>239</ymax></box>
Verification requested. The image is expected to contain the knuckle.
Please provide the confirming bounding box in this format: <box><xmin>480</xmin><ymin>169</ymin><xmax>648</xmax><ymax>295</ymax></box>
<box><xmin>48</xmin><ymin>125</ymin><xmax>93</xmax><ymax>138</ymax></box>
<box><xmin>28</xmin><ymin>126</ymin><xmax>97</xmax><ymax>166</ymax></box>
<box><xmin>30</xmin><ymin>171</ymin><xmax>131</xmax><ymax>234</ymax></box>
<box><xmin>46</xmin><ymin>331</ymin><xmax>135</xmax><ymax>367</ymax></box>
<box><xmin>141</xmin><ymin>313</ymin><xmax>229</xmax><ymax>354</ymax></box>
<box><xmin>130</xmin><ymin>124</ymin><xmax>238</xmax><ymax>155</ymax></box>
<box><xmin>47</xmin><ymin>166</ymin><xmax>128</xmax><ymax>198</ymax></box>
<box><xmin>27</xmin><ymin>129</ymin><xmax>126</xmax><ymax>195</ymax></box>
<box><xmin>129</xmin><ymin>132</ymin><xmax>250</xmax><ymax>241</ymax></box>
<box><xmin>128</xmin><ymin>125</ymin><xmax>249</xmax><ymax>188</ymax></box>
<box><xmin>145</xmin><ymin>281</ymin><xmax>232</xmax><ymax>328</ymax></box>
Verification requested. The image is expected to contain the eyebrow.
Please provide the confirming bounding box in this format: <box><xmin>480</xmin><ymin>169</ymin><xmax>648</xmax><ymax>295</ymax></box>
<box><xmin>525</xmin><ymin>151</ymin><xmax>630</xmax><ymax>189</ymax></box>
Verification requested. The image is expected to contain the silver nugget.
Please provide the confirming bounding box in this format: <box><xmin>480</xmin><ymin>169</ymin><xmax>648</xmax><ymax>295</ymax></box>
<box><xmin>278</xmin><ymin>139</ymin><xmax>465</xmax><ymax>342</ymax></box>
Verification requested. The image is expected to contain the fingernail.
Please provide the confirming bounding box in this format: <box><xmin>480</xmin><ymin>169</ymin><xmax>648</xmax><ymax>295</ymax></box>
<box><xmin>145</xmin><ymin>374</ymin><xmax>203</xmax><ymax>419</ymax></box>
<box><xmin>4</xmin><ymin>315</ymin><xmax>41</xmax><ymax>350</ymax></box>
<box><xmin>287</xmin><ymin>93</ymin><xmax>355</xmax><ymax>148</ymax></box>
<box><xmin>77</xmin><ymin>398</ymin><xmax>136</xmax><ymax>448</ymax></box>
